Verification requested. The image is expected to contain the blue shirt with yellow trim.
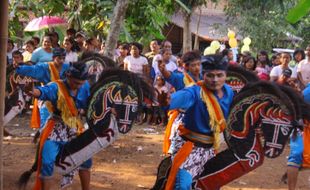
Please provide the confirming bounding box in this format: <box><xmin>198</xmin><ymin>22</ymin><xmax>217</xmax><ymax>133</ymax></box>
<box><xmin>37</xmin><ymin>80</ymin><xmax>90</xmax><ymax>112</ymax></box>
<box><xmin>166</xmin><ymin>71</ymin><xmax>202</xmax><ymax>91</ymax></box>
<box><xmin>16</xmin><ymin>62</ymin><xmax>70</xmax><ymax>84</ymax></box>
<box><xmin>169</xmin><ymin>83</ymin><xmax>234</xmax><ymax>134</ymax></box>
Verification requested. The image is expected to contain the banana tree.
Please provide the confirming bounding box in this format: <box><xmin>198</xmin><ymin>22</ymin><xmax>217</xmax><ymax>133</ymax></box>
<box><xmin>286</xmin><ymin>0</ymin><xmax>310</xmax><ymax>24</ymax></box>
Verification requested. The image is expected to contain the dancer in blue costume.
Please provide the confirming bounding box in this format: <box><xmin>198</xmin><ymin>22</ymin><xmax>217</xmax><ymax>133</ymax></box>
<box><xmin>158</xmin><ymin>51</ymin><xmax>203</xmax><ymax>155</ymax></box>
<box><xmin>287</xmin><ymin>83</ymin><xmax>310</xmax><ymax>190</ymax></box>
<box><xmin>29</xmin><ymin>62</ymin><xmax>91</xmax><ymax>190</ymax></box>
<box><xmin>158</xmin><ymin>50</ymin><xmax>202</xmax><ymax>91</ymax></box>
<box><xmin>14</xmin><ymin>48</ymin><xmax>70</xmax><ymax>135</ymax></box>
<box><xmin>164</xmin><ymin>54</ymin><xmax>234</xmax><ymax>190</ymax></box>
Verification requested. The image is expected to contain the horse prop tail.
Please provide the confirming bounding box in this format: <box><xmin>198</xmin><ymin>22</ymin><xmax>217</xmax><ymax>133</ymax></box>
<box><xmin>17</xmin><ymin>161</ymin><xmax>37</xmax><ymax>190</ymax></box>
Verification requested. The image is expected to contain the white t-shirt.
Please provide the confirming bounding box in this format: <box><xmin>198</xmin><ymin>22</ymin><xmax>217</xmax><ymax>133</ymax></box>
<box><xmin>124</xmin><ymin>55</ymin><xmax>148</xmax><ymax>74</ymax></box>
<box><xmin>297</xmin><ymin>58</ymin><xmax>310</xmax><ymax>84</ymax></box>
<box><xmin>65</xmin><ymin>51</ymin><xmax>78</xmax><ymax>63</ymax></box>
<box><xmin>270</xmin><ymin>65</ymin><xmax>297</xmax><ymax>79</ymax></box>
<box><xmin>152</xmin><ymin>54</ymin><xmax>177</xmax><ymax>67</ymax></box>
<box><xmin>152</xmin><ymin>55</ymin><xmax>178</xmax><ymax>77</ymax></box>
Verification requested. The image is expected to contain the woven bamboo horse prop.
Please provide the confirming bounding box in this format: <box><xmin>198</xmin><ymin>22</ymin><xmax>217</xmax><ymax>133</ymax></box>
<box><xmin>152</xmin><ymin>78</ymin><xmax>309</xmax><ymax>189</ymax></box>
<box><xmin>4</xmin><ymin>64</ymin><xmax>32</xmax><ymax>128</ymax></box>
<box><xmin>4</xmin><ymin>52</ymin><xmax>115</xmax><ymax>127</ymax></box>
<box><xmin>55</xmin><ymin>69</ymin><xmax>153</xmax><ymax>174</ymax></box>
<box><xmin>18</xmin><ymin>69</ymin><xmax>154</xmax><ymax>188</ymax></box>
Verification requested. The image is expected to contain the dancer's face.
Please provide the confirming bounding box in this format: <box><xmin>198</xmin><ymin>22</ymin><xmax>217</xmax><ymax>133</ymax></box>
<box><xmin>203</xmin><ymin>70</ymin><xmax>226</xmax><ymax>92</ymax></box>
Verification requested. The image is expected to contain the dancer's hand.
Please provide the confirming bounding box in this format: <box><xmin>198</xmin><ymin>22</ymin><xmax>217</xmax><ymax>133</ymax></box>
<box><xmin>26</xmin><ymin>88</ymin><xmax>41</xmax><ymax>98</ymax></box>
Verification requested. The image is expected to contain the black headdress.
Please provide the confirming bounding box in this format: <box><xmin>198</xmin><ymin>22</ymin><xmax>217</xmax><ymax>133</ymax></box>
<box><xmin>201</xmin><ymin>54</ymin><xmax>229</xmax><ymax>72</ymax></box>
<box><xmin>67</xmin><ymin>61</ymin><xmax>89</xmax><ymax>80</ymax></box>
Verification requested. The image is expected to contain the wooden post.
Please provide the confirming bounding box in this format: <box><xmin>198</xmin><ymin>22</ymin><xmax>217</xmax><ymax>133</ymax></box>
<box><xmin>0</xmin><ymin>0</ymin><xmax>9</xmax><ymax>189</ymax></box>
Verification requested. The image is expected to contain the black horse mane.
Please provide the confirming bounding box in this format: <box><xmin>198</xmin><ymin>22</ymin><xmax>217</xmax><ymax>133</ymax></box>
<box><xmin>79</xmin><ymin>51</ymin><xmax>116</xmax><ymax>68</ymax></box>
<box><xmin>234</xmin><ymin>81</ymin><xmax>298</xmax><ymax>120</ymax></box>
<box><xmin>227</xmin><ymin>65</ymin><xmax>259</xmax><ymax>82</ymax></box>
<box><xmin>278</xmin><ymin>84</ymin><xmax>310</xmax><ymax>120</ymax></box>
<box><xmin>90</xmin><ymin>69</ymin><xmax>154</xmax><ymax>107</ymax></box>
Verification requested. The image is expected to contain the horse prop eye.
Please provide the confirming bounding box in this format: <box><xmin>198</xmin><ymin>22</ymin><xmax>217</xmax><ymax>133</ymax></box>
<box><xmin>131</xmin><ymin>105</ymin><xmax>138</xmax><ymax>113</ymax></box>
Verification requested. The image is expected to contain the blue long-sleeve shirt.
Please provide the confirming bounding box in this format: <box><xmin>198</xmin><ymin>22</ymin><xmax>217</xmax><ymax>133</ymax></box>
<box><xmin>166</xmin><ymin>71</ymin><xmax>202</xmax><ymax>91</ymax></box>
<box><xmin>37</xmin><ymin>80</ymin><xmax>90</xmax><ymax>113</ymax></box>
<box><xmin>303</xmin><ymin>83</ymin><xmax>310</xmax><ymax>104</ymax></box>
<box><xmin>16</xmin><ymin>62</ymin><xmax>70</xmax><ymax>84</ymax></box>
<box><xmin>169</xmin><ymin>84</ymin><xmax>234</xmax><ymax>134</ymax></box>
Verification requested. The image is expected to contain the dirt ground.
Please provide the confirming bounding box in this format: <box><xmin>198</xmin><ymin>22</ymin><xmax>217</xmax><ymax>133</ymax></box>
<box><xmin>3</xmin><ymin>113</ymin><xmax>310</xmax><ymax>190</ymax></box>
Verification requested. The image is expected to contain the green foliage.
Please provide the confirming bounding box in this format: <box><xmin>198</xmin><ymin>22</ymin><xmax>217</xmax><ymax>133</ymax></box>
<box><xmin>9</xmin><ymin>0</ymin><xmax>175</xmax><ymax>46</ymax></box>
<box><xmin>286</xmin><ymin>0</ymin><xmax>310</xmax><ymax>24</ymax></box>
<box><xmin>225</xmin><ymin>0</ymin><xmax>310</xmax><ymax>51</ymax></box>
<box><xmin>122</xmin><ymin>0</ymin><xmax>174</xmax><ymax>45</ymax></box>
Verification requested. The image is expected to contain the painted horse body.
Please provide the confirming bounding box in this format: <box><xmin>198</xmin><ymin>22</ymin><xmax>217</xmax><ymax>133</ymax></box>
<box><xmin>18</xmin><ymin>56</ymin><xmax>153</xmax><ymax>189</ymax></box>
<box><xmin>55</xmin><ymin>73</ymin><xmax>142</xmax><ymax>174</ymax></box>
<box><xmin>152</xmin><ymin>80</ymin><xmax>308</xmax><ymax>190</ymax></box>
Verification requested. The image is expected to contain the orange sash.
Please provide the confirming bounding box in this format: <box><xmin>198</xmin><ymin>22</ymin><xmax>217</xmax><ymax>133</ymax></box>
<box><xmin>163</xmin><ymin>110</ymin><xmax>179</xmax><ymax>154</ymax></box>
<box><xmin>165</xmin><ymin>141</ymin><xmax>194</xmax><ymax>190</ymax></box>
<box><xmin>197</xmin><ymin>81</ymin><xmax>226</xmax><ymax>151</ymax></box>
<box><xmin>165</xmin><ymin>82</ymin><xmax>226</xmax><ymax>189</ymax></box>
<box><xmin>162</xmin><ymin>73</ymin><xmax>196</xmax><ymax>154</ymax></box>
<box><xmin>33</xmin><ymin>119</ymin><xmax>55</xmax><ymax>190</ymax></box>
<box><xmin>183</xmin><ymin>72</ymin><xmax>195</xmax><ymax>87</ymax></box>
<box><xmin>54</xmin><ymin>80</ymin><xmax>84</xmax><ymax>134</ymax></box>
<box><xmin>30</xmin><ymin>62</ymin><xmax>60</xmax><ymax>128</ymax></box>
<box><xmin>303</xmin><ymin>120</ymin><xmax>310</xmax><ymax>168</ymax></box>
<box><xmin>30</xmin><ymin>99</ymin><xmax>40</xmax><ymax>129</ymax></box>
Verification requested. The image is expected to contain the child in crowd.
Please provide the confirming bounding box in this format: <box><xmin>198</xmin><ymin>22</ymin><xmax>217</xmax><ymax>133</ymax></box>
<box><xmin>63</xmin><ymin>37</ymin><xmax>78</xmax><ymax>63</ymax></box>
<box><xmin>243</xmin><ymin>56</ymin><xmax>256</xmax><ymax>72</ymax></box>
<box><xmin>116</xmin><ymin>43</ymin><xmax>130</xmax><ymax>69</ymax></box>
<box><xmin>23</xmin><ymin>40</ymin><xmax>35</xmax><ymax>63</ymax></box>
<box><xmin>152</xmin><ymin>76</ymin><xmax>169</xmax><ymax>126</ymax></box>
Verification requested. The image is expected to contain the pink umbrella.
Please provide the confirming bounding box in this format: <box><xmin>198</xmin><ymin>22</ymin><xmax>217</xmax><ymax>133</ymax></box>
<box><xmin>24</xmin><ymin>16</ymin><xmax>67</xmax><ymax>32</ymax></box>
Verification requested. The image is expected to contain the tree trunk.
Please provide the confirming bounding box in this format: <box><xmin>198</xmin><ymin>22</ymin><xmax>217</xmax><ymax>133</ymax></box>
<box><xmin>182</xmin><ymin>12</ymin><xmax>192</xmax><ymax>53</ymax></box>
<box><xmin>194</xmin><ymin>8</ymin><xmax>202</xmax><ymax>50</ymax></box>
<box><xmin>0</xmin><ymin>1</ymin><xmax>9</xmax><ymax>189</ymax></box>
<box><xmin>104</xmin><ymin>0</ymin><xmax>130</xmax><ymax>60</ymax></box>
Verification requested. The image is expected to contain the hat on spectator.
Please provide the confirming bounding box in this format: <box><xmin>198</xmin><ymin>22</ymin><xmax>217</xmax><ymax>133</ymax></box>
<box><xmin>53</xmin><ymin>47</ymin><xmax>66</xmax><ymax>57</ymax></box>
<box><xmin>76</xmin><ymin>31</ymin><xmax>86</xmax><ymax>38</ymax></box>
<box><xmin>282</xmin><ymin>68</ymin><xmax>292</xmax><ymax>77</ymax></box>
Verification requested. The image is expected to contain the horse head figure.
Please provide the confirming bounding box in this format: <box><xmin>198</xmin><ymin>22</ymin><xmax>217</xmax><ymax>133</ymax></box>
<box><xmin>226</xmin><ymin>82</ymin><xmax>298</xmax><ymax>159</ymax></box>
<box><xmin>4</xmin><ymin>64</ymin><xmax>32</xmax><ymax>127</ymax></box>
<box><xmin>226</xmin><ymin>65</ymin><xmax>259</xmax><ymax>94</ymax></box>
<box><xmin>151</xmin><ymin>78</ymin><xmax>309</xmax><ymax>190</ymax></box>
<box><xmin>80</xmin><ymin>52</ymin><xmax>116</xmax><ymax>86</ymax></box>
<box><xmin>195</xmin><ymin>81</ymin><xmax>308</xmax><ymax>190</ymax></box>
<box><xmin>87</xmin><ymin>69</ymin><xmax>152</xmax><ymax>134</ymax></box>
<box><xmin>53</xmin><ymin>68</ymin><xmax>154</xmax><ymax>174</ymax></box>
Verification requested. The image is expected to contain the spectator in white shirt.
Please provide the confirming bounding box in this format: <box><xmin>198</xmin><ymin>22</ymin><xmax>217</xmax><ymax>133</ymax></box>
<box><xmin>124</xmin><ymin>42</ymin><xmax>148</xmax><ymax>75</ymax></box>
<box><xmin>297</xmin><ymin>45</ymin><xmax>310</xmax><ymax>88</ymax></box>
<box><xmin>63</xmin><ymin>36</ymin><xmax>78</xmax><ymax>63</ymax></box>
<box><xmin>152</xmin><ymin>48</ymin><xmax>178</xmax><ymax>78</ymax></box>
<box><xmin>270</xmin><ymin>52</ymin><xmax>297</xmax><ymax>82</ymax></box>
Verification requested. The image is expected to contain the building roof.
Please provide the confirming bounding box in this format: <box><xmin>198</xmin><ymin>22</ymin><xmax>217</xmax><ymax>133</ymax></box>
<box><xmin>170</xmin><ymin>11</ymin><xmax>229</xmax><ymax>41</ymax></box>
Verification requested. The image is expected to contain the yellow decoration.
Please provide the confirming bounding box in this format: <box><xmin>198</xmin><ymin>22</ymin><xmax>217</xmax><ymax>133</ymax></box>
<box><xmin>210</xmin><ymin>40</ymin><xmax>221</xmax><ymax>50</ymax></box>
<box><xmin>229</xmin><ymin>38</ymin><xmax>238</xmax><ymax>48</ymax></box>
<box><xmin>243</xmin><ymin>37</ymin><xmax>252</xmax><ymax>46</ymax></box>
<box><xmin>241</xmin><ymin>45</ymin><xmax>250</xmax><ymax>53</ymax></box>
<box><xmin>227</xmin><ymin>30</ymin><xmax>235</xmax><ymax>39</ymax></box>
<box><xmin>203</xmin><ymin>46</ymin><xmax>216</xmax><ymax>55</ymax></box>
<box><xmin>97</xmin><ymin>21</ymin><xmax>105</xmax><ymax>29</ymax></box>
